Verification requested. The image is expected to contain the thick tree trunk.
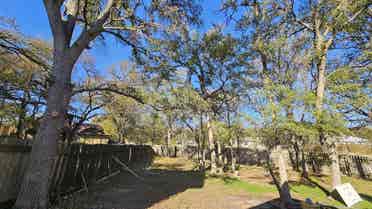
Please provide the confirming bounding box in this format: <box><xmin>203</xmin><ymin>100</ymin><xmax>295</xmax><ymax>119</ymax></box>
<box><xmin>230</xmin><ymin>145</ymin><xmax>238</xmax><ymax>176</ymax></box>
<box><xmin>207</xmin><ymin>116</ymin><xmax>217</xmax><ymax>174</ymax></box>
<box><xmin>315</xmin><ymin>55</ymin><xmax>326</xmax><ymax>114</ymax></box>
<box><xmin>314</xmin><ymin>31</ymin><xmax>342</xmax><ymax>190</ymax></box>
<box><xmin>14</xmin><ymin>52</ymin><xmax>74</xmax><ymax>209</ymax></box>
<box><xmin>266</xmin><ymin>150</ymin><xmax>288</xmax><ymax>209</ymax></box>
<box><xmin>276</xmin><ymin>145</ymin><xmax>292</xmax><ymax>207</ymax></box>
<box><xmin>330</xmin><ymin>145</ymin><xmax>341</xmax><ymax>188</ymax></box>
<box><xmin>195</xmin><ymin>134</ymin><xmax>202</xmax><ymax>168</ymax></box>
<box><xmin>216</xmin><ymin>141</ymin><xmax>224</xmax><ymax>173</ymax></box>
<box><xmin>301</xmin><ymin>149</ymin><xmax>309</xmax><ymax>178</ymax></box>
<box><xmin>288</xmin><ymin>147</ymin><xmax>296</xmax><ymax>171</ymax></box>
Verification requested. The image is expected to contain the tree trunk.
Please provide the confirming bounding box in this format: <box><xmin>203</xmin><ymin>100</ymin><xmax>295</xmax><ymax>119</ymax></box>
<box><xmin>301</xmin><ymin>149</ymin><xmax>309</xmax><ymax>178</ymax></box>
<box><xmin>216</xmin><ymin>141</ymin><xmax>224</xmax><ymax>173</ymax></box>
<box><xmin>230</xmin><ymin>145</ymin><xmax>238</xmax><ymax>176</ymax></box>
<box><xmin>265</xmin><ymin>150</ymin><xmax>284</xmax><ymax>203</ymax></box>
<box><xmin>314</xmin><ymin>30</ymin><xmax>342</xmax><ymax>190</ymax></box>
<box><xmin>288</xmin><ymin>147</ymin><xmax>296</xmax><ymax>171</ymax></box>
<box><xmin>293</xmin><ymin>141</ymin><xmax>300</xmax><ymax>172</ymax></box>
<box><xmin>16</xmin><ymin>100</ymin><xmax>27</xmax><ymax>139</ymax></box>
<box><xmin>202</xmin><ymin>148</ymin><xmax>207</xmax><ymax>169</ymax></box>
<box><xmin>207</xmin><ymin>116</ymin><xmax>217</xmax><ymax>174</ymax></box>
<box><xmin>14</xmin><ymin>52</ymin><xmax>74</xmax><ymax>209</ymax></box>
<box><xmin>217</xmin><ymin>140</ymin><xmax>223</xmax><ymax>168</ymax></box>
<box><xmin>198</xmin><ymin>113</ymin><xmax>204</xmax><ymax>168</ymax></box>
<box><xmin>166</xmin><ymin>128</ymin><xmax>171</xmax><ymax>157</ymax></box>
<box><xmin>330</xmin><ymin>144</ymin><xmax>342</xmax><ymax>188</ymax></box>
<box><xmin>236</xmin><ymin>135</ymin><xmax>240</xmax><ymax>165</ymax></box>
<box><xmin>315</xmin><ymin>39</ymin><xmax>328</xmax><ymax>117</ymax></box>
<box><xmin>276</xmin><ymin>145</ymin><xmax>292</xmax><ymax>207</ymax></box>
<box><xmin>195</xmin><ymin>133</ymin><xmax>202</xmax><ymax>168</ymax></box>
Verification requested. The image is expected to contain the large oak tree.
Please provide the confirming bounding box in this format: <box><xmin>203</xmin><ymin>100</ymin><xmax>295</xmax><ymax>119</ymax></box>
<box><xmin>14</xmin><ymin>1</ymin><xmax>200</xmax><ymax>208</ymax></box>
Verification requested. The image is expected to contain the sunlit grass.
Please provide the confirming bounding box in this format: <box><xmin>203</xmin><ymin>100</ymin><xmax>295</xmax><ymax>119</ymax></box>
<box><xmin>222</xmin><ymin>177</ymin><xmax>276</xmax><ymax>194</ymax></box>
<box><xmin>152</xmin><ymin>157</ymin><xmax>372</xmax><ymax>208</ymax></box>
<box><xmin>291</xmin><ymin>182</ymin><xmax>372</xmax><ymax>209</ymax></box>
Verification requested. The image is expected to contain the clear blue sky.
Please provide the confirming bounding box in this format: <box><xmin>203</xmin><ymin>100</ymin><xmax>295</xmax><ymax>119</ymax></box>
<box><xmin>1</xmin><ymin>1</ymin><xmax>224</xmax><ymax>72</ymax></box>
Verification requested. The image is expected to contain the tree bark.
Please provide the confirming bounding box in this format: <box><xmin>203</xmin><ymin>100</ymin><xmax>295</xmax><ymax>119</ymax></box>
<box><xmin>276</xmin><ymin>145</ymin><xmax>292</xmax><ymax>207</ymax></box>
<box><xmin>315</xmin><ymin>54</ymin><xmax>327</xmax><ymax>114</ymax></box>
<box><xmin>166</xmin><ymin>128</ymin><xmax>171</xmax><ymax>157</ymax></box>
<box><xmin>314</xmin><ymin>23</ymin><xmax>342</xmax><ymax>190</ymax></box>
<box><xmin>14</xmin><ymin>51</ymin><xmax>74</xmax><ymax>209</ymax></box>
<box><xmin>217</xmin><ymin>140</ymin><xmax>223</xmax><ymax>168</ymax></box>
<box><xmin>16</xmin><ymin>99</ymin><xmax>27</xmax><ymax>139</ymax></box>
<box><xmin>207</xmin><ymin>115</ymin><xmax>217</xmax><ymax>174</ymax></box>
<box><xmin>230</xmin><ymin>145</ymin><xmax>238</xmax><ymax>176</ymax></box>
<box><xmin>301</xmin><ymin>149</ymin><xmax>309</xmax><ymax>178</ymax></box>
<box><xmin>293</xmin><ymin>141</ymin><xmax>300</xmax><ymax>172</ymax></box>
<box><xmin>199</xmin><ymin>113</ymin><xmax>205</xmax><ymax>169</ymax></box>
<box><xmin>330</xmin><ymin>145</ymin><xmax>342</xmax><ymax>188</ymax></box>
<box><xmin>216</xmin><ymin>140</ymin><xmax>224</xmax><ymax>173</ymax></box>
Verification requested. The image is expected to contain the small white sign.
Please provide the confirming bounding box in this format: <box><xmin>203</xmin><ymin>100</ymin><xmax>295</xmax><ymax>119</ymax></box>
<box><xmin>334</xmin><ymin>183</ymin><xmax>362</xmax><ymax>207</ymax></box>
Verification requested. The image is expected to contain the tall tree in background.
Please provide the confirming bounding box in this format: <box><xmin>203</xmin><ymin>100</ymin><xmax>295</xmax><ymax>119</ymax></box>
<box><xmin>223</xmin><ymin>0</ymin><xmax>371</xmax><ymax>192</ymax></box>
<box><xmin>289</xmin><ymin>0</ymin><xmax>370</xmax><ymax>188</ymax></box>
<box><xmin>140</xmin><ymin>27</ymin><xmax>247</xmax><ymax>173</ymax></box>
<box><xmin>222</xmin><ymin>0</ymin><xmax>296</xmax><ymax>205</ymax></box>
<box><xmin>15</xmin><ymin>1</ymin><xmax>200</xmax><ymax>208</ymax></box>
<box><xmin>0</xmin><ymin>18</ymin><xmax>51</xmax><ymax>138</ymax></box>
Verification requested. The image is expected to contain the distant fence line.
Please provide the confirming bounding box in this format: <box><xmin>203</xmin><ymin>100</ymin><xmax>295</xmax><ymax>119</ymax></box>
<box><xmin>153</xmin><ymin>145</ymin><xmax>372</xmax><ymax>180</ymax></box>
<box><xmin>0</xmin><ymin>144</ymin><xmax>154</xmax><ymax>204</ymax></box>
<box><xmin>302</xmin><ymin>152</ymin><xmax>372</xmax><ymax>179</ymax></box>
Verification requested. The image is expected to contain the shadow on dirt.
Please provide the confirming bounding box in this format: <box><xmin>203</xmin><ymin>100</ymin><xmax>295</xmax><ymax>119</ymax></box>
<box><xmin>57</xmin><ymin>168</ymin><xmax>205</xmax><ymax>209</ymax></box>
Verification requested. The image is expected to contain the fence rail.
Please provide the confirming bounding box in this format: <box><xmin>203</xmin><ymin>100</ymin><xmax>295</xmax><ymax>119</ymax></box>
<box><xmin>0</xmin><ymin>143</ymin><xmax>155</xmax><ymax>203</ymax></box>
<box><xmin>154</xmin><ymin>145</ymin><xmax>372</xmax><ymax>180</ymax></box>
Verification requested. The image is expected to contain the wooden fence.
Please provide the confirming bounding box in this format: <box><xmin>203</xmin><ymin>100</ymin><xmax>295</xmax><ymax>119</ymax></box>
<box><xmin>304</xmin><ymin>152</ymin><xmax>372</xmax><ymax>179</ymax></box>
<box><xmin>337</xmin><ymin>154</ymin><xmax>372</xmax><ymax>179</ymax></box>
<box><xmin>0</xmin><ymin>144</ymin><xmax>155</xmax><ymax>204</ymax></box>
<box><xmin>154</xmin><ymin>145</ymin><xmax>372</xmax><ymax>179</ymax></box>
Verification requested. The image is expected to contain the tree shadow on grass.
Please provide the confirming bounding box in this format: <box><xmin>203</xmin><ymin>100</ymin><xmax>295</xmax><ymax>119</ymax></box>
<box><xmin>57</xmin><ymin>168</ymin><xmax>205</xmax><ymax>209</ymax></box>
<box><xmin>298</xmin><ymin>177</ymin><xmax>331</xmax><ymax>196</ymax></box>
<box><xmin>360</xmin><ymin>193</ymin><xmax>372</xmax><ymax>203</ymax></box>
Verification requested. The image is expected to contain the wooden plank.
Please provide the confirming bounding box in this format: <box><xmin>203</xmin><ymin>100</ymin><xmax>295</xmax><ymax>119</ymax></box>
<box><xmin>0</xmin><ymin>145</ymin><xmax>31</xmax><ymax>153</ymax></box>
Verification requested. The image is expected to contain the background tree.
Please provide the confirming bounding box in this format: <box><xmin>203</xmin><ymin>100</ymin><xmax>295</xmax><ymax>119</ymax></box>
<box><xmin>140</xmin><ymin>26</ymin><xmax>248</xmax><ymax>173</ymax></box>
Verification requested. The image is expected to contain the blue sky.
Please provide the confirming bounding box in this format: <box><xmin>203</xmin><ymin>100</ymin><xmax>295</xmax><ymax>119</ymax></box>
<box><xmin>2</xmin><ymin>1</ymin><xmax>261</xmax><ymax>126</ymax></box>
<box><xmin>1</xmin><ymin>1</ymin><xmax>224</xmax><ymax>71</ymax></box>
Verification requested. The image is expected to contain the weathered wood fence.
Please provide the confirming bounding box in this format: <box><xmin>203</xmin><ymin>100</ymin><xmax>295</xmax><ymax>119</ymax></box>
<box><xmin>339</xmin><ymin>154</ymin><xmax>372</xmax><ymax>179</ymax></box>
<box><xmin>0</xmin><ymin>144</ymin><xmax>155</xmax><ymax>204</ymax></box>
<box><xmin>154</xmin><ymin>145</ymin><xmax>372</xmax><ymax>179</ymax></box>
<box><xmin>153</xmin><ymin>145</ymin><xmax>268</xmax><ymax>165</ymax></box>
<box><xmin>304</xmin><ymin>152</ymin><xmax>372</xmax><ymax>179</ymax></box>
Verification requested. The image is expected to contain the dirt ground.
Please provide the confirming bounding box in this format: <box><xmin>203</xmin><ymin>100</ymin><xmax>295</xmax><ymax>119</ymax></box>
<box><xmin>56</xmin><ymin>157</ymin><xmax>372</xmax><ymax>209</ymax></box>
<box><xmin>58</xmin><ymin>157</ymin><xmax>281</xmax><ymax>209</ymax></box>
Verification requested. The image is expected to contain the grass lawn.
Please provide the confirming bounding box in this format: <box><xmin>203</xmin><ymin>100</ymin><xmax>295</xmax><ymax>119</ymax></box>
<box><xmin>218</xmin><ymin>164</ymin><xmax>372</xmax><ymax>209</ymax></box>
